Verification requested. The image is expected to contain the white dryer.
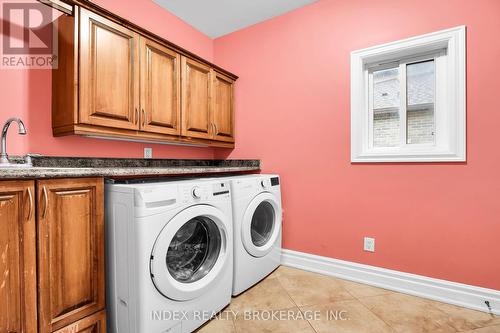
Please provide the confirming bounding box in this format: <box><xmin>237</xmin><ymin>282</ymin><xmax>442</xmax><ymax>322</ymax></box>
<box><xmin>105</xmin><ymin>178</ymin><xmax>233</xmax><ymax>333</ymax></box>
<box><xmin>228</xmin><ymin>174</ymin><xmax>282</xmax><ymax>296</ymax></box>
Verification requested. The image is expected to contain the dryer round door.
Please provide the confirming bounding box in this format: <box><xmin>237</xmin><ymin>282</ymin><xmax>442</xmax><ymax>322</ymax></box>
<box><xmin>150</xmin><ymin>205</ymin><xmax>229</xmax><ymax>301</ymax></box>
<box><xmin>241</xmin><ymin>192</ymin><xmax>281</xmax><ymax>258</ymax></box>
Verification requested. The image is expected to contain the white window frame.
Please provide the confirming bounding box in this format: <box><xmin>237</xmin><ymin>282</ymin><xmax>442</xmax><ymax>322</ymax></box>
<box><xmin>351</xmin><ymin>26</ymin><xmax>466</xmax><ymax>162</ymax></box>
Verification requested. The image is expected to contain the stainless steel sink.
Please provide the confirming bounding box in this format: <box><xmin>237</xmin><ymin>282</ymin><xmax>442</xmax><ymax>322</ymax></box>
<box><xmin>0</xmin><ymin>154</ymin><xmax>36</xmax><ymax>169</ymax></box>
<box><xmin>1</xmin><ymin>117</ymin><xmax>29</xmax><ymax>168</ymax></box>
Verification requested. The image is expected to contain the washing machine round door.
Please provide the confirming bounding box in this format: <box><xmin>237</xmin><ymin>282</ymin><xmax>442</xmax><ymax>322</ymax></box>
<box><xmin>241</xmin><ymin>192</ymin><xmax>281</xmax><ymax>257</ymax></box>
<box><xmin>150</xmin><ymin>205</ymin><xmax>229</xmax><ymax>301</ymax></box>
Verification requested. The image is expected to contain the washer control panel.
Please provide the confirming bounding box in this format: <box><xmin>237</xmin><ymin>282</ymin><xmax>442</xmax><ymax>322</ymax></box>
<box><xmin>180</xmin><ymin>181</ymin><xmax>230</xmax><ymax>204</ymax></box>
<box><xmin>212</xmin><ymin>182</ymin><xmax>230</xmax><ymax>197</ymax></box>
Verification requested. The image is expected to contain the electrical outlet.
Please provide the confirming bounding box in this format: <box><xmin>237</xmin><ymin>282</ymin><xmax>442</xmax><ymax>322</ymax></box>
<box><xmin>144</xmin><ymin>148</ymin><xmax>153</xmax><ymax>159</ymax></box>
<box><xmin>364</xmin><ymin>237</ymin><xmax>375</xmax><ymax>252</ymax></box>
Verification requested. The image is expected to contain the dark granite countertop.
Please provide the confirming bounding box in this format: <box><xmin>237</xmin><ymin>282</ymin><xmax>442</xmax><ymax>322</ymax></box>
<box><xmin>0</xmin><ymin>156</ymin><xmax>261</xmax><ymax>179</ymax></box>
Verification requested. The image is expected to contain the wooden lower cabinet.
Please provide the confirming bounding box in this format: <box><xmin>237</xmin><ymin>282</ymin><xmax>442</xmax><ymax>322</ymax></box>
<box><xmin>37</xmin><ymin>178</ymin><xmax>105</xmax><ymax>333</ymax></box>
<box><xmin>53</xmin><ymin>311</ymin><xmax>106</xmax><ymax>333</ymax></box>
<box><xmin>0</xmin><ymin>177</ymin><xmax>106</xmax><ymax>333</ymax></box>
<box><xmin>0</xmin><ymin>180</ymin><xmax>37</xmax><ymax>333</ymax></box>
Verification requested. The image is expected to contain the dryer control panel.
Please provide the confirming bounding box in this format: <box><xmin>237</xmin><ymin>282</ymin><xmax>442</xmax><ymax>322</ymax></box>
<box><xmin>259</xmin><ymin>176</ymin><xmax>280</xmax><ymax>190</ymax></box>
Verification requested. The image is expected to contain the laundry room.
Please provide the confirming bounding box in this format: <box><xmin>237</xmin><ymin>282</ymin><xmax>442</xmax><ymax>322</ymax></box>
<box><xmin>0</xmin><ymin>0</ymin><xmax>499</xmax><ymax>332</ymax></box>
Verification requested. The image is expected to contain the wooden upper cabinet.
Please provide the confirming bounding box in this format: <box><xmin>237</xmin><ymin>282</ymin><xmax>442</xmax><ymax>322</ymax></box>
<box><xmin>53</xmin><ymin>5</ymin><xmax>237</xmax><ymax>147</ymax></box>
<box><xmin>37</xmin><ymin>178</ymin><xmax>105</xmax><ymax>333</ymax></box>
<box><xmin>181</xmin><ymin>56</ymin><xmax>213</xmax><ymax>140</ymax></box>
<box><xmin>0</xmin><ymin>181</ymin><xmax>37</xmax><ymax>333</ymax></box>
<box><xmin>140</xmin><ymin>37</ymin><xmax>181</xmax><ymax>136</ymax></box>
<box><xmin>79</xmin><ymin>7</ymin><xmax>140</xmax><ymax>130</ymax></box>
<box><xmin>212</xmin><ymin>71</ymin><xmax>235</xmax><ymax>142</ymax></box>
<box><xmin>180</xmin><ymin>62</ymin><xmax>236</xmax><ymax>142</ymax></box>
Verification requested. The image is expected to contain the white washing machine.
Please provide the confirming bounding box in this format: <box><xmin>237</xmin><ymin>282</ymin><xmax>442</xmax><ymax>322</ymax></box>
<box><xmin>227</xmin><ymin>174</ymin><xmax>282</xmax><ymax>296</ymax></box>
<box><xmin>105</xmin><ymin>178</ymin><xmax>233</xmax><ymax>333</ymax></box>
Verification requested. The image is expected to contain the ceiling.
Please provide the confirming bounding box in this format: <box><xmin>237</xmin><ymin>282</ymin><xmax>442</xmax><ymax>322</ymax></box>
<box><xmin>153</xmin><ymin>0</ymin><xmax>319</xmax><ymax>38</ymax></box>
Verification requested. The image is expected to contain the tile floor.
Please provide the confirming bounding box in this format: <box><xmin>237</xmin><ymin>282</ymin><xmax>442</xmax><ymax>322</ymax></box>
<box><xmin>196</xmin><ymin>266</ymin><xmax>500</xmax><ymax>333</ymax></box>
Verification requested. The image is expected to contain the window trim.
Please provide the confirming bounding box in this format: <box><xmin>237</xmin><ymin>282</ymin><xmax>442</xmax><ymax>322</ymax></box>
<box><xmin>351</xmin><ymin>26</ymin><xmax>466</xmax><ymax>163</ymax></box>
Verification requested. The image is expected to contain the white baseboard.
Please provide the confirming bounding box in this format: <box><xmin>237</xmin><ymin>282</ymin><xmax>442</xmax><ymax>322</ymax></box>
<box><xmin>281</xmin><ymin>249</ymin><xmax>500</xmax><ymax>315</ymax></box>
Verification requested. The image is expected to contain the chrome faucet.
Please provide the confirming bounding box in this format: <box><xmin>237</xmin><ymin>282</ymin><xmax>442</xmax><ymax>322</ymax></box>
<box><xmin>0</xmin><ymin>117</ymin><xmax>27</xmax><ymax>165</ymax></box>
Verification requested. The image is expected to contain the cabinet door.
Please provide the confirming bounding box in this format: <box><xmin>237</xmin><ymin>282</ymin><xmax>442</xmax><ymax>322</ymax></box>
<box><xmin>140</xmin><ymin>37</ymin><xmax>181</xmax><ymax>135</ymax></box>
<box><xmin>0</xmin><ymin>181</ymin><xmax>37</xmax><ymax>333</ymax></box>
<box><xmin>52</xmin><ymin>311</ymin><xmax>106</xmax><ymax>333</ymax></box>
<box><xmin>37</xmin><ymin>178</ymin><xmax>105</xmax><ymax>333</ymax></box>
<box><xmin>181</xmin><ymin>56</ymin><xmax>213</xmax><ymax>140</ymax></box>
<box><xmin>212</xmin><ymin>70</ymin><xmax>235</xmax><ymax>142</ymax></box>
<box><xmin>79</xmin><ymin>7</ymin><xmax>140</xmax><ymax>130</ymax></box>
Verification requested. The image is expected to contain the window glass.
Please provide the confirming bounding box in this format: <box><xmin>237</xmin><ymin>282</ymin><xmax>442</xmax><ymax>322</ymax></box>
<box><xmin>406</xmin><ymin>60</ymin><xmax>435</xmax><ymax>144</ymax></box>
<box><xmin>372</xmin><ymin>67</ymin><xmax>400</xmax><ymax>147</ymax></box>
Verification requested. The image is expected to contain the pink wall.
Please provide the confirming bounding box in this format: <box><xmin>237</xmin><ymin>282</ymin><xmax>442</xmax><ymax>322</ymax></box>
<box><xmin>0</xmin><ymin>0</ymin><xmax>214</xmax><ymax>159</ymax></box>
<box><xmin>214</xmin><ymin>0</ymin><xmax>500</xmax><ymax>290</ymax></box>
<box><xmin>1</xmin><ymin>0</ymin><xmax>499</xmax><ymax>290</ymax></box>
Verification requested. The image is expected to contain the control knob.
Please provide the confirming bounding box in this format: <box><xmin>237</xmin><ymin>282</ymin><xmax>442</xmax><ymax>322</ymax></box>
<box><xmin>192</xmin><ymin>186</ymin><xmax>203</xmax><ymax>198</ymax></box>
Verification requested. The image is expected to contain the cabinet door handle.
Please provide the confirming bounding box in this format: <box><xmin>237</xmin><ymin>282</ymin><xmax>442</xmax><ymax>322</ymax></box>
<box><xmin>41</xmin><ymin>186</ymin><xmax>48</xmax><ymax>219</ymax></box>
<box><xmin>213</xmin><ymin>123</ymin><xmax>218</xmax><ymax>135</ymax></box>
<box><xmin>27</xmin><ymin>187</ymin><xmax>33</xmax><ymax>221</ymax></box>
<box><xmin>135</xmin><ymin>108</ymin><xmax>139</xmax><ymax>125</ymax></box>
<box><xmin>142</xmin><ymin>109</ymin><xmax>146</xmax><ymax>127</ymax></box>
